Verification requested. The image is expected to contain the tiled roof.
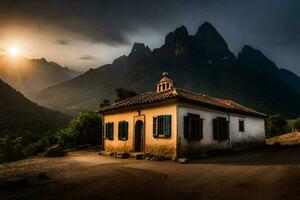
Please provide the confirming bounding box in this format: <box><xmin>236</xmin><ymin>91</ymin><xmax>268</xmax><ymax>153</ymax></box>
<box><xmin>98</xmin><ymin>88</ymin><xmax>266</xmax><ymax>117</ymax></box>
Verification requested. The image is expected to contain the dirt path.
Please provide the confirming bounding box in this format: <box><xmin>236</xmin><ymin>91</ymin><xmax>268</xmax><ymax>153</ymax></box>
<box><xmin>1</xmin><ymin>149</ymin><xmax>300</xmax><ymax>200</ymax></box>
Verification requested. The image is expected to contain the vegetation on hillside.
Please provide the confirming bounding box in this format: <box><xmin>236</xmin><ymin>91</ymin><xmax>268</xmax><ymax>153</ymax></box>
<box><xmin>0</xmin><ymin>110</ymin><xmax>101</xmax><ymax>163</ymax></box>
<box><xmin>295</xmin><ymin>118</ymin><xmax>300</xmax><ymax>130</ymax></box>
<box><xmin>265</xmin><ymin>114</ymin><xmax>292</xmax><ymax>138</ymax></box>
<box><xmin>0</xmin><ymin>79</ymin><xmax>70</xmax><ymax>144</ymax></box>
<box><xmin>99</xmin><ymin>88</ymin><xmax>137</xmax><ymax>108</ymax></box>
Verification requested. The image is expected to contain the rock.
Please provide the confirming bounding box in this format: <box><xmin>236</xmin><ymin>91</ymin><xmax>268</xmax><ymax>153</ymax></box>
<box><xmin>113</xmin><ymin>152</ymin><xmax>129</xmax><ymax>159</ymax></box>
<box><xmin>45</xmin><ymin>145</ymin><xmax>65</xmax><ymax>157</ymax></box>
<box><xmin>157</xmin><ymin>156</ymin><xmax>166</xmax><ymax>161</ymax></box>
<box><xmin>177</xmin><ymin>158</ymin><xmax>189</xmax><ymax>164</ymax></box>
<box><xmin>35</xmin><ymin>172</ymin><xmax>50</xmax><ymax>181</ymax></box>
<box><xmin>135</xmin><ymin>154</ymin><xmax>144</xmax><ymax>160</ymax></box>
<box><xmin>99</xmin><ymin>151</ymin><xmax>113</xmax><ymax>156</ymax></box>
<box><xmin>0</xmin><ymin>177</ymin><xmax>29</xmax><ymax>189</ymax></box>
<box><xmin>172</xmin><ymin>157</ymin><xmax>178</xmax><ymax>162</ymax></box>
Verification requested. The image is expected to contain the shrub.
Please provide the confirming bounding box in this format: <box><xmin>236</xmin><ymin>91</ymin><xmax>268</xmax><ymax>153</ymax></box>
<box><xmin>23</xmin><ymin>140</ymin><xmax>45</xmax><ymax>157</ymax></box>
<box><xmin>0</xmin><ymin>136</ymin><xmax>24</xmax><ymax>163</ymax></box>
<box><xmin>265</xmin><ymin>114</ymin><xmax>288</xmax><ymax>138</ymax></box>
<box><xmin>295</xmin><ymin>118</ymin><xmax>300</xmax><ymax>131</ymax></box>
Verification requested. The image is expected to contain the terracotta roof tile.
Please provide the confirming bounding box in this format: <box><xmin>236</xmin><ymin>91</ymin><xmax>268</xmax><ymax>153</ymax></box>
<box><xmin>98</xmin><ymin>88</ymin><xmax>265</xmax><ymax>117</ymax></box>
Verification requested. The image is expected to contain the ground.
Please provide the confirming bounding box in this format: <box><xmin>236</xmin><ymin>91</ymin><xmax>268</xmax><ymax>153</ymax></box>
<box><xmin>267</xmin><ymin>132</ymin><xmax>300</xmax><ymax>145</ymax></box>
<box><xmin>2</xmin><ymin>147</ymin><xmax>300</xmax><ymax>200</ymax></box>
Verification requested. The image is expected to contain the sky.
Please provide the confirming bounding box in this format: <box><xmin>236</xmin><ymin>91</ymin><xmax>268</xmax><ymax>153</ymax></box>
<box><xmin>0</xmin><ymin>0</ymin><xmax>299</xmax><ymax>75</ymax></box>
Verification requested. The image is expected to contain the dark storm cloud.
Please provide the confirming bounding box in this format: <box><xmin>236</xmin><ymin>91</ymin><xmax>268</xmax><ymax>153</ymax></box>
<box><xmin>80</xmin><ymin>55</ymin><xmax>95</xmax><ymax>60</ymax></box>
<box><xmin>0</xmin><ymin>0</ymin><xmax>182</xmax><ymax>45</ymax></box>
<box><xmin>0</xmin><ymin>0</ymin><xmax>299</xmax><ymax>74</ymax></box>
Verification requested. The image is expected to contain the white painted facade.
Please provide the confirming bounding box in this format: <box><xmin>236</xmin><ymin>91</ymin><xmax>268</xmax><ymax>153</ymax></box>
<box><xmin>177</xmin><ymin>103</ymin><xmax>265</xmax><ymax>155</ymax></box>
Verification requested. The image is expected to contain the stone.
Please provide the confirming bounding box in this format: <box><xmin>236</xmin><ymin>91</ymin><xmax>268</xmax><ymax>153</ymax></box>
<box><xmin>135</xmin><ymin>154</ymin><xmax>144</xmax><ymax>160</ymax></box>
<box><xmin>157</xmin><ymin>156</ymin><xmax>166</xmax><ymax>161</ymax></box>
<box><xmin>35</xmin><ymin>172</ymin><xmax>50</xmax><ymax>181</ymax></box>
<box><xmin>99</xmin><ymin>151</ymin><xmax>113</xmax><ymax>156</ymax></box>
<box><xmin>177</xmin><ymin>158</ymin><xmax>189</xmax><ymax>164</ymax></box>
<box><xmin>113</xmin><ymin>152</ymin><xmax>129</xmax><ymax>159</ymax></box>
<box><xmin>45</xmin><ymin>145</ymin><xmax>65</xmax><ymax>157</ymax></box>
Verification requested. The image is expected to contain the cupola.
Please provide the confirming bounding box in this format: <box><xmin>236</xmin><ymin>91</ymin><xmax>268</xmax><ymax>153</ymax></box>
<box><xmin>156</xmin><ymin>72</ymin><xmax>174</xmax><ymax>93</ymax></box>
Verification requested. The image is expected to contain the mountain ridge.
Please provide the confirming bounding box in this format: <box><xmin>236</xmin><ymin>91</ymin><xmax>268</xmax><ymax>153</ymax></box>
<box><xmin>0</xmin><ymin>56</ymin><xmax>80</xmax><ymax>97</ymax></box>
<box><xmin>34</xmin><ymin>22</ymin><xmax>300</xmax><ymax>118</ymax></box>
<box><xmin>0</xmin><ymin>78</ymin><xmax>69</xmax><ymax>141</ymax></box>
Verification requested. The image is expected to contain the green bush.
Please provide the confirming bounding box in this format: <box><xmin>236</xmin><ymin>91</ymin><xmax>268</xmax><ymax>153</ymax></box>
<box><xmin>70</xmin><ymin>110</ymin><xmax>102</xmax><ymax>146</ymax></box>
<box><xmin>295</xmin><ymin>118</ymin><xmax>300</xmax><ymax>131</ymax></box>
<box><xmin>56</xmin><ymin>127</ymin><xmax>76</xmax><ymax>149</ymax></box>
<box><xmin>23</xmin><ymin>140</ymin><xmax>45</xmax><ymax>157</ymax></box>
<box><xmin>265</xmin><ymin>114</ymin><xmax>288</xmax><ymax>138</ymax></box>
<box><xmin>0</xmin><ymin>110</ymin><xmax>102</xmax><ymax>163</ymax></box>
<box><xmin>0</xmin><ymin>136</ymin><xmax>24</xmax><ymax>163</ymax></box>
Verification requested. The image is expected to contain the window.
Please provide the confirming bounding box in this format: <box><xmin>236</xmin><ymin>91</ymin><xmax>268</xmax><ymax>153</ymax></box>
<box><xmin>239</xmin><ymin>120</ymin><xmax>245</xmax><ymax>132</ymax></box>
<box><xmin>213</xmin><ymin>117</ymin><xmax>229</xmax><ymax>141</ymax></box>
<box><xmin>162</xmin><ymin>83</ymin><xmax>165</xmax><ymax>90</ymax></box>
<box><xmin>153</xmin><ymin>115</ymin><xmax>171</xmax><ymax>138</ymax></box>
<box><xmin>184</xmin><ymin>113</ymin><xmax>203</xmax><ymax>140</ymax></box>
<box><xmin>118</xmin><ymin>121</ymin><xmax>128</xmax><ymax>140</ymax></box>
<box><xmin>105</xmin><ymin>122</ymin><xmax>114</xmax><ymax>140</ymax></box>
<box><xmin>166</xmin><ymin>83</ymin><xmax>170</xmax><ymax>89</ymax></box>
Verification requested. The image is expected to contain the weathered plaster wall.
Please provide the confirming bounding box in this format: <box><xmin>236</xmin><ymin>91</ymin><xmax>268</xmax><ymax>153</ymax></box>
<box><xmin>177</xmin><ymin>104</ymin><xmax>265</xmax><ymax>156</ymax></box>
<box><xmin>103</xmin><ymin>103</ymin><xmax>177</xmax><ymax>158</ymax></box>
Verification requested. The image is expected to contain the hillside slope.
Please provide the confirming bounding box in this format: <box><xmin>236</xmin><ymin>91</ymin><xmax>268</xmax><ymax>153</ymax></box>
<box><xmin>34</xmin><ymin>22</ymin><xmax>300</xmax><ymax>117</ymax></box>
<box><xmin>0</xmin><ymin>79</ymin><xmax>69</xmax><ymax>140</ymax></box>
<box><xmin>0</xmin><ymin>56</ymin><xmax>80</xmax><ymax>97</ymax></box>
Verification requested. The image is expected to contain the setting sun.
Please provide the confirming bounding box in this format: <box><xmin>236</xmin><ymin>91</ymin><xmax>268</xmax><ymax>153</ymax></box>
<box><xmin>8</xmin><ymin>47</ymin><xmax>20</xmax><ymax>57</ymax></box>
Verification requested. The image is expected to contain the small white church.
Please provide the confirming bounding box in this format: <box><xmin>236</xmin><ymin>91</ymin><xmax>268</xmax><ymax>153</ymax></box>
<box><xmin>98</xmin><ymin>72</ymin><xmax>266</xmax><ymax>159</ymax></box>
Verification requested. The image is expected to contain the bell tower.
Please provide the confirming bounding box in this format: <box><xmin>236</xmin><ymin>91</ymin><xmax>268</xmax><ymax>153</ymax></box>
<box><xmin>156</xmin><ymin>72</ymin><xmax>174</xmax><ymax>93</ymax></box>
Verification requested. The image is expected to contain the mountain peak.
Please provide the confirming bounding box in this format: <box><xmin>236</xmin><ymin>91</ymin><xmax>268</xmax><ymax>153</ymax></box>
<box><xmin>196</xmin><ymin>22</ymin><xmax>228</xmax><ymax>51</ymax></box>
<box><xmin>174</xmin><ymin>25</ymin><xmax>189</xmax><ymax>37</ymax></box>
<box><xmin>130</xmin><ymin>42</ymin><xmax>151</xmax><ymax>55</ymax></box>
<box><xmin>238</xmin><ymin>44</ymin><xmax>278</xmax><ymax>72</ymax></box>
<box><xmin>240</xmin><ymin>45</ymin><xmax>263</xmax><ymax>56</ymax></box>
<box><xmin>165</xmin><ymin>25</ymin><xmax>189</xmax><ymax>44</ymax></box>
<box><xmin>127</xmin><ymin>43</ymin><xmax>151</xmax><ymax>64</ymax></box>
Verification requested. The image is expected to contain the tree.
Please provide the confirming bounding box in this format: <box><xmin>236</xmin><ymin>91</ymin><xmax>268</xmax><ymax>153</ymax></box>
<box><xmin>265</xmin><ymin>114</ymin><xmax>288</xmax><ymax>137</ymax></box>
<box><xmin>295</xmin><ymin>118</ymin><xmax>300</xmax><ymax>131</ymax></box>
<box><xmin>0</xmin><ymin>135</ymin><xmax>24</xmax><ymax>163</ymax></box>
<box><xmin>99</xmin><ymin>99</ymin><xmax>111</xmax><ymax>108</ymax></box>
<box><xmin>114</xmin><ymin>88</ymin><xmax>137</xmax><ymax>103</ymax></box>
<box><xmin>68</xmin><ymin>110</ymin><xmax>102</xmax><ymax>146</ymax></box>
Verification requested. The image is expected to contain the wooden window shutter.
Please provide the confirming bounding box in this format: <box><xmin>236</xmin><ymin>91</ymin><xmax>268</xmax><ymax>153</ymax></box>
<box><xmin>153</xmin><ymin>117</ymin><xmax>157</xmax><ymax>138</ymax></box>
<box><xmin>124</xmin><ymin>122</ymin><xmax>128</xmax><ymax>139</ymax></box>
<box><xmin>110</xmin><ymin>122</ymin><xmax>114</xmax><ymax>139</ymax></box>
<box><xmin>105</xmin><ymin>123</ymin><xmax>108</xmax><ymax>138</ymax></box>
<box><xmin>118</xmin><ymin>122</ymin><xmax>122</xmax><ymax>140</ymax></box>
<box><xmin>184</xmin><ymin>116</ymin><xmax>189</xmax><ymax>139</ymax></box>
<box><xmin>213</xmin><ymin>119</ymin><xmax>218</xmax><ymax>140</ymax></box>
<box><xmin>199</xmin><ymin>118</ymin><xmax>204</xmax><ymax>139</ymax></box>
<box><xmin>164</xmin><ymin>115</ymin><xmax>171</xmax><ymax>137</ymax></box>
<box><xmin>225</xmin><ymin>121</ymin><xmax>230</xmax><ymax>140</ymax></box>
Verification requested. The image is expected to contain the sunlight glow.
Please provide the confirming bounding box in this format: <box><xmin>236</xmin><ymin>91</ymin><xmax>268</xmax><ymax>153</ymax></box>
<box><xmin>8</xmin><ymin>47</ymin><xmax>20</xmax><ymax>57</ymax></box>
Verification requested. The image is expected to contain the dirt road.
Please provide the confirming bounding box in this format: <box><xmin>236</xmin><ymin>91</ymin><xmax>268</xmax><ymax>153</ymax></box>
<box><xmin>1</xmin><ymin>148</ymin><xmax>300</xmax><ymax>200</ymax></box>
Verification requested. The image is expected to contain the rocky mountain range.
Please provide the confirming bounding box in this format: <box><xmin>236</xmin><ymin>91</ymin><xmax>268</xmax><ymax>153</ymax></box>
<box><xmin>0</xmin><ymin>56</ymin><xmax>80</xmax><ymax>97</ymax></box>
<box><xmin>34</xmin><ymin>22</ymin><xmax>300</xmax><ymax>118</ymax></box>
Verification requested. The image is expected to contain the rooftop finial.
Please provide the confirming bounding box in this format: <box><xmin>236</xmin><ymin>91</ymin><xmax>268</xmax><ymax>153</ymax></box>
<box><xmin>157</xmin><ymin>72</ymin><xmax>174</xmax><ymax>93</ymax></box>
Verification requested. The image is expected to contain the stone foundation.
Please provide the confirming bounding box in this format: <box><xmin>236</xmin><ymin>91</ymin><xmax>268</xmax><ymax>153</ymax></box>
<box><xmin>145</xmin><ymin>144</ymin><xmax>176</xmax><ymax>159</ymax></box>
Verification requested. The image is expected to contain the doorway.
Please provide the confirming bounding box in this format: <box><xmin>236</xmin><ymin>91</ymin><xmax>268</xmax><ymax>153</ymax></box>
<box><xmin>134</xmin><ymin>120</ymin><xmax>144</xmax><ymax>152</ymax></box>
